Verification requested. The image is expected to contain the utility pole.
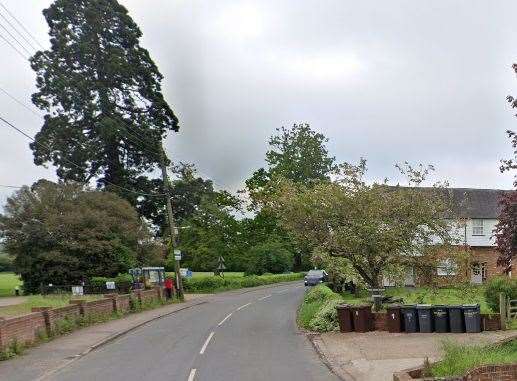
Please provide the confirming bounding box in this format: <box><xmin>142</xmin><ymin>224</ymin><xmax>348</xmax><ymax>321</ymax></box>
<box><xmin>159</xmin><ymin>147</ymin><xmax>184</xmax><ymax>300</ymax></box>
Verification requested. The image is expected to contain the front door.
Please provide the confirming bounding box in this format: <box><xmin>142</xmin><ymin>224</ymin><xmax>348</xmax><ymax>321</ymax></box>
<box><xmin>471</xmin><ymin>263</ymin><xmax>483</xmax><ymax>284</ymax></box>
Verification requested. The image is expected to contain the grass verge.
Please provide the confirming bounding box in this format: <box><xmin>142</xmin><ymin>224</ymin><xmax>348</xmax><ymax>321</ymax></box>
<box><xmin>0</xmin><ymin>272</ymin><xmax>22</xmax><ymax>297</ymax></box>
<box><xmin>431</xmin><ymin>339</ymin><xmax>517</xmax><ymax>377</ymax></box>
<box><xmin>0</xmin><ymin>294</ymin><xmax>102</xmax><ymax>318</ymax></box>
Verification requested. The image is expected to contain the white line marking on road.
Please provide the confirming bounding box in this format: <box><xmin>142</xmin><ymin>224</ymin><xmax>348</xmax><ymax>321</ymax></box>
<box><xmin>199</xmin><ymin>332</ymin><xmax>215</xmax><ymax>354</ymax></box>
<box><xmin>258</xmin><ymin>294</ymin><xmax>272</xmax><ymax>301</ymax></box>
<box><xmin>187</xmin><ymin>368</ymin><xmax>197</xmax><ymax>381</ymax></box>
<box><xmin>218</xmin><ymin>313</ymin><xmax>232</xmax><ymax>326</ymax></box>
<box><xmin>236</xmin><ymin>302</ymin><xmax>251</xmax><ymax>311</ymax></box>
<box><xmin>276</xmin><ymin>289</ymin><xmax>290</xmax><ymax>294</ymax></box>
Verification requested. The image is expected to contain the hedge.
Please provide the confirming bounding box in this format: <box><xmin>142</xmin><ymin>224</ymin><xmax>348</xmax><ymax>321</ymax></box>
<box><xmin>167</xmin><ymin>273</ymin><xmax>304</xmax><ymax>293</ymax></box>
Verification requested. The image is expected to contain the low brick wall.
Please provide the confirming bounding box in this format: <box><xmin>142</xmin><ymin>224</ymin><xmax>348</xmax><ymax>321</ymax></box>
<box><xmin>373</xmin><ymin>312</ymin><xmax>387</xmax><ymax>331</ymax></box>
<box><xmin>0</xmin><ymin>312</ymin><xmax>47</xmax><ymax>348</ymax></box>
<box><xmin>393</xmin><ymin>362</ymin><xmax>517</xmax><ymax>380</ymax></box>
<box><xmin>481</xmin><ymin>314</ymin><xmax>501</xmax><ymax>331</ymax></box>
<box><xmin>0</xmin><ymin>288</ymin><xmax>165</xmax><ymax>350</ymax></box>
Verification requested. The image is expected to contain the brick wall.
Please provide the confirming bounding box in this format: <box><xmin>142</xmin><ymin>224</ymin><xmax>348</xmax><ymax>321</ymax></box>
<box><xmin>0</xmin><ymin>289</ymin><xmax>165</xmax><ymax>350</ymax></box>
<box><xmin>0</xmin><ymin>312</ymin><xmax>47</xmax><ymax>348</ymax></box>
<box><xmin>470</xmin><ymin>247</ymin><xmax>503</xmax><ymax>282</ymax></box>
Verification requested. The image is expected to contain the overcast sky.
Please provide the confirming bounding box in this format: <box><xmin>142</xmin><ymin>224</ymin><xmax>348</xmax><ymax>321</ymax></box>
<box><xmin>1</xmin><ymin>0</ymin><xmax>517</xmax><ymax>205</ymax></box>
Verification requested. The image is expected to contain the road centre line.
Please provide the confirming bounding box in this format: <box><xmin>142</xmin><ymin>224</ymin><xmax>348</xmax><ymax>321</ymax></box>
<box><xmin>199</xmin><ymin>332</ymin><xmax>215</xmax><ymax>354</ymax></box>
<box><xmin>218</xmin><ymin>313</ymin><xmax>232</xmax><ymax>326</ymax></box>
<box><xmin>187</xmin><ymin>368</ymin><xmax>197</xmax><ymax>381</ymax></box>
<box><xmin>236</xmin><ymin>302</ymin><xmax>252</xmax><ymax>311</ymax></box>
<box><xmin>258</xmin><ymin>294</ymin><xmax>272</xmax><ymax>301</ymax></box>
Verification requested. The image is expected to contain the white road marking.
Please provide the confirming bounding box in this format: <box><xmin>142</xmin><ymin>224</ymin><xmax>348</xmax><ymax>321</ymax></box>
<box><xmin>218</xmin><ymin>313</ymin><xmax>232</xmax><ymax>326</ymax></box>
<box><xmin>236</xmin><ymin>302</ymin><xmax>251</xmax><ymax>311</ymax></box>
<box><xmin>187</xmin><ymin>368</ymin><xmax>197</xmax><ymax>381</ymax></box>
<box><xmin>258</xmin><ymin>294</ymin><xmax>272</xmax><ymax>301</ymax></box>
<box><xmin>276</xmin><ymin>289</ymin><xmax>290</xmax><ymax>294</ymax></box>
<box><xmin>199</xmin><ymin>332</ymin><xmax>215</xmax><ymax>354</ymax></box>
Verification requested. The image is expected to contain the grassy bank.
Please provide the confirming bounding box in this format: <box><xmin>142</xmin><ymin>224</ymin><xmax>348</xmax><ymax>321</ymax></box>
<box><xmin>0</xmin><ymin>273</ymin><xmax>22</xmax><ymax>297</ymax></box>
<box><xmin>298</xmin><ymin>284</ymin><xmax>343</xmax><ymax>332</ymax></box>
<box><xmin>431</xmin><ymin>340</ymin><xmax>517</xmax><ymax>377</ymax></box>
<box><xmin>174</xmin><ymin>272</ymin><xmax>304</xmax><ymax>293</ymax></box>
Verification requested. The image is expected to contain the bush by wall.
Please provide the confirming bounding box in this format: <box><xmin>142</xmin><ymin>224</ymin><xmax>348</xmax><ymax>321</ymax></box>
<box><xmin>174</xmin><ymin>273</ymin><xmax>304</xmax><ymax>293</ymax></box>
<box><xmin>484</xmin><ymin>276</ymin><xmax>517</xmax><ymax>312</ymax></box>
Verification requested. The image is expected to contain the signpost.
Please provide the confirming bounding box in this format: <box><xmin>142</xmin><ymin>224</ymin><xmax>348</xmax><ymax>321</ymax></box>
<box><xmin>217</xmin><ymin>256</ymin><xmax>226</xmax><ymax>278</ymax></box>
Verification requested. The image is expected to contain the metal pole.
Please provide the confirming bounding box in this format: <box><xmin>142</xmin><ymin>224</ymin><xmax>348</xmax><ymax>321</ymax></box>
<box><xmin>159</xmin><ymin>146</ymin><xmax>184</xmax><ymax>300</ymax></box>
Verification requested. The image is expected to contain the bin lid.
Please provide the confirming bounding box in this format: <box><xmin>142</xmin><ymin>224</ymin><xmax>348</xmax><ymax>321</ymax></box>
<box><xmin>432</xmin><ymin>304</ymin><xmax>446</xmax><ymax>308</ymax></box>
<box><xmin>447</xmin><ymin>305</ymin><xmax>463</xmax><ymax>309</ymax></box>
<box><xmin>350</xmin><ymin>304</ymin><xmax>372</xmax><ymax>309</ymax></box>
<box><xmin>335</xmin><ymin>304</ymin><xmax>351</xmax><ymax>309</ymax></box>
<box><xmin>401</xmin><ymin>304</ymin><xmax>416</xmax><ymax>309</ymax></box>
<box><xmin>386</xmin><ymin>304</ymin><xmax>402</xmax><ymax>309</ymax></box>
<box><xmin>416</xmin><ymin>304</ymin><xmax>432</xmax><ymax>309</ymax></box>
<box><xmin>461</xmin><ymin>304</ymin><xmax>480</xmax><ymax>309</ymax></box>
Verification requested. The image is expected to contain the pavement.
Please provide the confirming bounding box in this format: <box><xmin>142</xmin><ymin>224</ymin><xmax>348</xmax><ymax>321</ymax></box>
<box><xmin>313</xmin><ymin>330</ymin><xmax>517</xmax><ymax>381</ymax></box>
<box><xmin>0</xmin><ymin>282</ymin><xmax>339</xmax><ymax>381</ymax></box>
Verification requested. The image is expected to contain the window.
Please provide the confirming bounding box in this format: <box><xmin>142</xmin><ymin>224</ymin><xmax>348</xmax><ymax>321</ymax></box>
<box><xmin>472</xmin><ymin>219</ymin><xmax>484</xmax><ymax>236</ymax></box>
<box><xmin>437</xmin><ymin>258</ymin><xmax>458</xmax><ymax>276</ymax></box>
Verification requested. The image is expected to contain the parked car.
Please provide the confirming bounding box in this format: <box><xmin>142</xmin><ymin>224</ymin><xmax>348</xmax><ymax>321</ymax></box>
<box><xmin>304</xmin><ymin>269</ymin><xmax>328</xmax><ymax>286</ymax></box>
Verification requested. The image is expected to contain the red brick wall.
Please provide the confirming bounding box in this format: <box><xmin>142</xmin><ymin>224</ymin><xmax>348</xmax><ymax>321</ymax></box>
<box><xmin>116</xmin><ymin>294</ymin><xmax>131</xmax><ymax>313</ymax></box>
<box><xmin>481</xmin><ymin>314</ymin><xmax>501</xmax><ymax>331</ymax></box>
<box><xmin>470</xmin><ymin>247</ymin><xmax>503</xmax><ymax>282</ymax></box>
<box><xmin>82</xmin><ymin>298</ymin><xmax>115</xmax><ymax>316</ymax></box>
<box><xmin>394</xmin><ymin>362</ymin><xmax>517</xmax><ymax>380</ymax></box>
<box><xmin>373</xmin><ymin>312</ymin><xmax>387</xmax><ymax>331</ymax></box>
<box><xmin>46</xmin><ymin>304</ymin><xmax>82</xmax><ymax>331</ymax></box>
<box><xmin>0</xmin><ymin>312</ymin><xmax>47</xmax><ymax>348</ymax></box>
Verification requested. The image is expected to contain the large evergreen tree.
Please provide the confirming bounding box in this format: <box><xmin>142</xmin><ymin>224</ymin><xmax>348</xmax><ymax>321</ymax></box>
<box><xmin>30</xmin><ymin>0</ymin><xmax>178</xmax><ymax>207</ymax></box>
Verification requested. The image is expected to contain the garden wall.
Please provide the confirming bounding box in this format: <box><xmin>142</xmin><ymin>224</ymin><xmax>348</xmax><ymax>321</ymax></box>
<box><xmin>0</xmin><ymin>286</ymin><xmax>165</xmax><ymax>350</ymax></box>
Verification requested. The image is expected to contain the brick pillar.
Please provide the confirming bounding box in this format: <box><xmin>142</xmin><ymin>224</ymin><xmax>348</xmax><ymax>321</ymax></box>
<box><xmin>155</xmin><ymin>286</ymin><xmax>163</xmax><ymax>301</ymax></box>
<box><xmin>104</xmin><ymin>294</ymin><xmax>118</xmax><ymax>313</ymax></box>
<box><xmin>0</xmin><ymin>317</ymin><xmax>5</xmax><ymax>348</ymax></box>
<box><xmin>69</xmin><ymin>299</ymin><xmax>86</xmax><ymax>316</ymax></box>
<box><xmin>31</xmin><ymin>307</ymin><xmax>52</xmax><ymax>336</ymax></box>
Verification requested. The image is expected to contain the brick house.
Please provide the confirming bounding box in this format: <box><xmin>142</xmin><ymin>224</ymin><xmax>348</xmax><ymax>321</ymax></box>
<box><xmin>384</xmin><ymin>188</ymin><xmax>511</xmax><ymax>287</ymax></box>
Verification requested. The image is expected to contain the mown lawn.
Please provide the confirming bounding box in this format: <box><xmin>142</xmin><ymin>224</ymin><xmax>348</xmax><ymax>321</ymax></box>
<box><xmin>0</xmin><ymin>272</ymin><xmax>22</xmax><ymax>297</ymax></box>
<box><xmin>0</xmin><ymin>294</ymin><xmax>102</xmax><ymax>318</ymax></box>
<box><xmin>431</xmin><ymin>340</ymin><xmax>517</xmax><ymax>377</ymax></box>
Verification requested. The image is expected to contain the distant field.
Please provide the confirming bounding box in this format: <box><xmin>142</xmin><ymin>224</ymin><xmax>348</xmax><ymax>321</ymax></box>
<box><xmin>0</xmin><ymin>294</ymin><xmax>101</xmax><ymax>317</ymax></box>
<box><xmin>0</xmin><ymin>272</ymin><xmax>22</xmax><ymax>297</ymax></box>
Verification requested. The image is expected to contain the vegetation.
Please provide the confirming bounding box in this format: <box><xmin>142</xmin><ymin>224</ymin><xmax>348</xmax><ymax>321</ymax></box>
<box><xmin>0</xmin><ymin>273</ymin><xmax>22</xmax><ymax>297</ymax></box>
<box><xmin>177</xmin><ymin>273</ymin><xmax>304</xmax><ymax>293</ymax></box>
<box><xmin>431</xmin><ymin>340</ymin><xmax>517</xmax><ymax>377</ymax></box>
<box><xmin>484</xmin><ymin>276</ymin><xmax>517</xmax><ymax>312</ymax></box>
<box><xmin>30</xmin><ymin>0</ymin><xmax>178</xmax><ymax>222</ymax></box>
<box><xmin>269</xmin><ymin>160</ymin><xmax>461</xmax><ymax>288</ymax></box>
<box><xmin>244</xmin><ymin>241</ymin><xmax>293</xmax><ymax>275</ymax></box>
<box><xmin>298</xmin><ymin>284</ymin><xmax>343</xmax><ymax>332</ymax></box>
<box><xmin>0</xmin><ymin>181</ymin><xmax>161</xmax><ymax>293</ymax></box>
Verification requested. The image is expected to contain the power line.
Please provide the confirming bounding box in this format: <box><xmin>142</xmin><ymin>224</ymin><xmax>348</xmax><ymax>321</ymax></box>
<box><xmin>0</xmin><ymin>3</ymin><xmax>231</xmax><ymax>191</ymax></box>
<box><xmin>0</xmin><ymin>18</ymin><xmax>33</xmax><ymax>56</ymax></box>
<box><xmin>0</xmin><ymin>115</ymin><xmax>167</xmax><ymax>197</ymax></box>
<box><xmin>0</xmin><ymin>28</ymin><xmax>28</xmax><ymax>60</ymax></box>
<box><xmin>0</xmin><ymin>86</ymin><xmax>41</xmax><ymax>117</ymax></box>
<box><xmin>0</xmin><ymin>7</ymin><xmax>38</xmax><ymax>51</ymax></box>
<box><xmin>0</xmin><ymin>1</ymin><xmax>45</xmax><ymax>50</ymax></box>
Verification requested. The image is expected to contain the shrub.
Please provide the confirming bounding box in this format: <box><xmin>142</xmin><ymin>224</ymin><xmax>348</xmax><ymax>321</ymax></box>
<box><xmin>484</xmin><ymin>276</ymin><xmax>517</xmax><ymax>312</ymax></box>
<box><xmin>244</xmin><ymin>241</ymin><xmax>293</xmax><ymax>275</ymax></box>
<box><xmin>90</xmin><ymin>277</ymin><xmax>109</xmax><ymax>288</ymax></box>
<box><xmin>304</xmin><ymin>284</ymin><xmax>339</xmax><ymax>304</ymax></box>
<box><xmin>114</xmin><ymin>273</ymin><xmax>132</xmax><ymax>293</ymax></box>
<box><xmin>308</xmin><ymin>298</ymin><xmax>343</xmax><ymax>332</ymax></box>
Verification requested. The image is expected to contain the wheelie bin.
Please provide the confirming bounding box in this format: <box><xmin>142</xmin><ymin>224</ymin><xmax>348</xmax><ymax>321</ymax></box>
<box><xmin>448</xmin><ymin>305</ymin><xmax>465</xmax><ymax>333</ymax></box>
<box><xmin>416</xmin><ymin>304</ymin><xmax>433</xmax><ymax>333</ymax></box>
<box><xmin>336</xmin><ymin>304</ymin><xmax>354</xmax><ymax>332</ymax></box>
<box><xmin>463</xmin><ymin>304</ymin><xmax>481</xmax><ymax>333</ymax></box>
<box><xmin>351</xmin><ymin>304</ymin><xmax>372</xmax><ymax>332</ymax></box>
<box><xmin>401</xmin><ymin>305</ymin><xmax>419</xmax><ymax>333</ymax></box>
<box><xmin>386</xmin><ymin>304</ymin><xmax>403</xmax><ymax>333</ymax></box>
<box><xmin>433</xmin><ymin>305</ymin><xmax>449</xmax><ymax>333</ymax></box>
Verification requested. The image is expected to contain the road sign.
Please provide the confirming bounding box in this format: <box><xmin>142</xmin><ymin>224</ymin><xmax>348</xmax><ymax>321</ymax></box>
<box><xmin>174</xmin><ymin>249</ymin><xmax>182</xmax><ymax>261</ymax></box>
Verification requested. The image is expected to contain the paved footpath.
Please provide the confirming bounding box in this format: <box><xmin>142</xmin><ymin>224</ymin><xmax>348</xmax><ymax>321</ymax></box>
<box><xmin>0</xmin><ymin>282</ymin><xmax>339</xmax><ymax>381</ymax></box>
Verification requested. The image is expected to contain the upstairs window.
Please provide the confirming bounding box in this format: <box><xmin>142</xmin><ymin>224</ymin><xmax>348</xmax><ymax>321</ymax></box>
<box><xmin>472</xmin><ymin>219</ymin><xmax>484</xmax><ymax>236</ymax></box>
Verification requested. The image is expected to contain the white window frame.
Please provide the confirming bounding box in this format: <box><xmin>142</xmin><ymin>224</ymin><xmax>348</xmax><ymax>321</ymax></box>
<box><xmin>437</xmin><ymin>258</ymin><xmax>458</xmax><ymax>276</ymax></box>
<box><xmin>472</xmin><ymin>219</ymin><xmax>484</xmax><ymax>236</ymax></box>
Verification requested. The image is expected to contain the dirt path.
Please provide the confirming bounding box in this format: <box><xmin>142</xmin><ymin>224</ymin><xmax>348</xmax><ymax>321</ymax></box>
<box><xmin>0</xmin><ymin>296</ymin><xmax>27</xmax><ymax>307</ymax></box>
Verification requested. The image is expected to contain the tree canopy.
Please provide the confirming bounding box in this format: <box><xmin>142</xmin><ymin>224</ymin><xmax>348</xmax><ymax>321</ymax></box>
<box><xmin>267</xmin><ymin>161</ymin><xmax>459</xmax><ymax>287</ymax></box>
<box><xmin>30</xmin><ymin>0</ymin><xmax>177</xmax><ymax>209</ymax></box>
<box><xmin>0</xmin><ymin>180</ymin><xmax>158</xmax><ymax>293</ymax></box>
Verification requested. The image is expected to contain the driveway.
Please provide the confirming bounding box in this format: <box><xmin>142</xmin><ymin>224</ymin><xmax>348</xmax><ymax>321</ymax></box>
<box><xmin>313</xmin><ymin>330</ymin><xmax>517</xmax><ymax>381</ymax></box>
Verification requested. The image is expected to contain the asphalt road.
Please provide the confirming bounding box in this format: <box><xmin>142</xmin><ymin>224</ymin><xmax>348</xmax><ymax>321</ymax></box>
<box><xmin>44</xmin><ymin>282</ymin><xmax>340</xmax><ymax>381</ymax></box>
